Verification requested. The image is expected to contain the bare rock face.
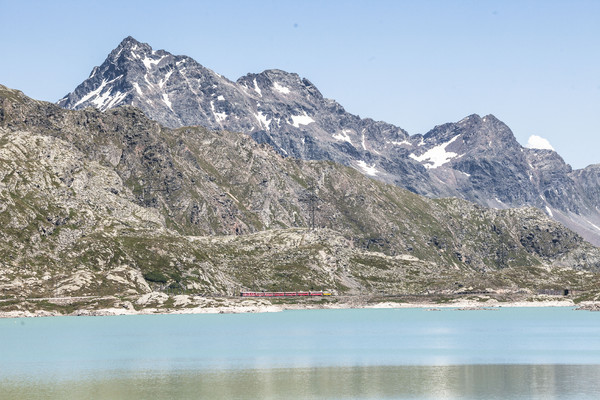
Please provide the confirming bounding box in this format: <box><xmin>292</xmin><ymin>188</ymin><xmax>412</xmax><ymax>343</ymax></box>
<box><xmin>56</xmin><ymin>37</ymin><xmax>600</xmax><ymax>245</ymax></box>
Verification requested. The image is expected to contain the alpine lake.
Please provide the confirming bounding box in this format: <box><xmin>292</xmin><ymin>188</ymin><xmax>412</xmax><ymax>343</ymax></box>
<box><xmin>1</xmin><ymin>307</ymin><xmax>599</xmax><ymax>399</ymax></box>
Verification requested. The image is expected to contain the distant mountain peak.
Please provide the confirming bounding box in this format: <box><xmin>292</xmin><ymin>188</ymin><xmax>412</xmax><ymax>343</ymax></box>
<box><xmin>111</xmin><ymin>36</ymin><xmax>149</xmax><ymax>58</ymax></box>
<box><xmin>56</xmin><ymin>37</ymin><xmax>600</xmax><ymax>245</ymax></box>
<box><xmin>237</xmin><ymin>69</ymin><xmax>323</xmax><ymax>103</ymax></box>
<box><xmin>120</xmin><ymin>35</ymin><xmax>141</xmax><ymax>45</ymax></box>
<box><xmin>57</xmin><ymin>36</ymin><xmax>410</xmax><ymax>172</ymax></box>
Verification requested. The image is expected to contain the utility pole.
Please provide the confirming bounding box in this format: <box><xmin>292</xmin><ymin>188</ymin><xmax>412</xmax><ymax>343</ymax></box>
<box><xmin>301</xmin><ymin>186</ymin><xmax>320</xmax><ymax>230</ymax></box>
<box><xmin>142</xmin><ymin>186</ymin><xmax>168</xmax><ymax>200</ymax></box>
<box><xmin>140</xmin><ymin>162</ymin><xmax>168</xmax><ymax>207</ymax></box>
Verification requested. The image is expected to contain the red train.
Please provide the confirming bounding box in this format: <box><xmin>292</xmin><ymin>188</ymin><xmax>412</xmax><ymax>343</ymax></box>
<box><xmin>240</xmin><ymin>291</ymin><xmax>332</xmax><ymax>297</ymax></box>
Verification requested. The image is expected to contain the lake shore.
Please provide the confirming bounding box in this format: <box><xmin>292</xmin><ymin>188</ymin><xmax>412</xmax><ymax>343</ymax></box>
<box><xmin>1</xmin><ymin>293</ymin><xmax>598</xmax><ymax>318</ymax></box>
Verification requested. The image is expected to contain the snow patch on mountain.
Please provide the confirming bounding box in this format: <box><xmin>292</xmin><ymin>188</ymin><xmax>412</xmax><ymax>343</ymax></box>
<box><xmin>159</xmin><ymin>70</ymin><xmax>173</xmax><ymax>89</ymax></box>
<box><xmin>73</xmin><ymin>76</ymin><xmax>123</xmax><ymax>109</ymax></box>
<box><xmin>356</xmin><ymin>160</ymin><xmax>379</xmax><ymax>176</ymax></box>
<box><xmin>210</xmin><ymin>101</ymin><xmax>227</xmax><ymax>122</ymax></box>
<box><xmin>133</xmin><ymin>82</ymin><xmax>143</xmax><ymax>95</ymax></box>
<box><xmin>73</xmin><ymin>81</ymin><xmax>107</xmax><ymax>108</ymax></box>
<box><xmin>95</xmin><ymin>90</ymin><xmax>126</xmax><ymax>110</ymax></box>
<box><xmin>333</xmin><ymin>129</ymin><xmax>353</xmax><ymax>144</ymax></box>
<box><xmin>142</xmin><ymin>55</ymin><xmax>166</xmax><ymax>70</ymax></box>
<box><xmin>162</xmin><ymin>93</ymin><xmax>173</xmax><ymax>111</ymax></box>
<box><xmin>255</xmin><ymin>111</ymin><xmax>271</xmax><ymax>129</ymax></box>
<box><xmin>273</xmin><ymin>82</ymin><xmax>290</xmax><ymax>94</ymax></box>
<box><xmin>291</xmin><ymin>113</ymin><xmax>315</xmax><ymax>128</ymax></box>
<box><xmin>409</xmin><ymin>135</ymin><xmax>462</xmax><ymax>169</ymax></box>
<box><xmin>389</xmin><ymin>140</ymin><xmax>411</xmax><ymax>146</ymax></box>
<box><xmin>253</xmin><ymin>79</ymin><xmax>262</xmax><ymax>97</ymax></box>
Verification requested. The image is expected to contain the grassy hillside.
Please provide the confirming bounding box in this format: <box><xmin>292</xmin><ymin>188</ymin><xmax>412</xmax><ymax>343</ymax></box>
<box><xmin>1</xmin><ymin>84</ymin><xmax>599</xmax><ymax>311</ymax></box>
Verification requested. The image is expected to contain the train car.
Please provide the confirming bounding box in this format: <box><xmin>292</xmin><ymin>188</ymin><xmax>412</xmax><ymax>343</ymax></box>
<box><xmin>240</xmin><ymin>291</ymin><xmax>333</xmax><ymax>297</ymax></box>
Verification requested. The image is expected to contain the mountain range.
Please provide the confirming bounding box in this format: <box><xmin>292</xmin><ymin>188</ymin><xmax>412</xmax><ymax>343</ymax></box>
<box><xmin>2</xmin><ymin>83</ymin><xmax>600</xmax><ymax>311</ymax></box>
<box><xmin>58</xmin><ymin>37</ymin><xmax>600</xmax><ymax>246</ymax></box>
<box><xmin>1</xmin><ymin>36</ymin><xmax>600</xmax><ymax>314</ymax></box>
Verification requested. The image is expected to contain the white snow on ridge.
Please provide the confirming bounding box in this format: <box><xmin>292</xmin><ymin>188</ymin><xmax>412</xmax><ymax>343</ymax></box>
<box><xmin>104</xmin><ymin>91</ymin><xmax>127</xmax><ymax>110</ymax></box>
<box><xmin>92</xmin><ymin>89</ymin><xmax>126</xmax><ymax>111</ymax></box>
<box><xmin>409</xmin><ymin>135</ymin><xmax>462</xmax><ymax>169</ymax></box>
<box><xmin>159</xmin><ymin>70</ymin><xmax>174</xmax><ymax>89</ymax></box>
<box><xmin>291</xmin><ymin>113</ymin><xmax>315</xmax><ymax>128</ymax></box>
<box><xmin>214</xmin><ymin>111</ymin><xmax>227</xmax><ymax>122</ymax></box>
<box><xmin>255</xmin><ymin>111</ymin><xmax>271</xmax><ymax>129</ymax></box>
<box><xmin>73</xmin><ymin>80</ymin><xmax>109</xmax><ymax>108</ymax></box>
<box><xmin>390</xmin><ymin>140</ymin><xmax>411</xmax><ymax>146</ymax></box>
<box><xmin>253</xmin><ymin>78</ymin><xmax>262</xmax><ymax>96</ymax></box>
<box><xmin>356</xmin><ymin>160</ymin><xmax>379</xmax><ymax>176</ymax></box>
<box><xmin>332</xmin><ymin>129</ymin><xmax>353</xmax><ymax>144</ymax></box>
<box><xmin>142</xmin><ymin>55</ymin><xmax>166</xmax><ymax>70</ymax></box>
<box><xmin>72</xmin><ymin>75</ymin><xmax>123</xmax><ymax>108</ymax></box>
<box><xmin>162</xmin><ymin>93</ymin><xmax>173</xmax><ymax>111</ymax></box>
<box><xmin>273</xmin><ymin>82</ymin><xmax>291</xmax><ymax>94</ymax></box>
<box><xmin>210</xmin><ymin>101</ymin><xmax>227</xmax><ymax>122</ymax></box>
<box><xmin>133</xmin><ymin>82</ymin><xmax>143</xmax><ymax>95</ymax></box>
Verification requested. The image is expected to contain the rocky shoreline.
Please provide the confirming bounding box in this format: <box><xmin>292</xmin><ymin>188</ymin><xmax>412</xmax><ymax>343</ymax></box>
<box><xmin>1</xmin><ymin>293</ymin><xmax>597</xmax><ymax>318</ymax></box>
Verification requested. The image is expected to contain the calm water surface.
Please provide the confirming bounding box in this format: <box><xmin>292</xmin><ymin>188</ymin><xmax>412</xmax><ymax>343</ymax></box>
<box><xmin>1</xmin><ymin>307</ymin><xmax>599</xmax><ymax>399</ymax></box>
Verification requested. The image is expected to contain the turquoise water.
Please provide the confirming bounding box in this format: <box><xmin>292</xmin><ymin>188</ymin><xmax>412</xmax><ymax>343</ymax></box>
<box><xmin>1</xmin><ymin>307</ymin><xmax>600</xmax><ymax>399</ymax></box>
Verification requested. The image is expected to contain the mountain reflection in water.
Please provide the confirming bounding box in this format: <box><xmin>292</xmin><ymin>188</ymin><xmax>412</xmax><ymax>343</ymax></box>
<box><xmin>3</xmin><ymin>364</ymin><xmax>600</xmax><ymax>400</ymax></box>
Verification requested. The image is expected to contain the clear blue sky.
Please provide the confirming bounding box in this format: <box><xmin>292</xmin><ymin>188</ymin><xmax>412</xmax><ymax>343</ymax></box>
<box><xmin>2</xmin><ymin>0</ymin><xmax>599</xmax><ymax>169</ymax></box>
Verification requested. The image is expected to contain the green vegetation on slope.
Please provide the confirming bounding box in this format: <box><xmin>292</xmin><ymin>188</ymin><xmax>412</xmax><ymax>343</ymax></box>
<box><xmin>1</xmin><ymin>84</ymin><xmax>599</xmax><ymax>305</ymax></box>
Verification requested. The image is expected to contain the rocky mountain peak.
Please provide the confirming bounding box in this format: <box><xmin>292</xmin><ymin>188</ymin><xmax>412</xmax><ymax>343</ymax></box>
<box><xmin>119</xmin><ymin>35</ymin><xmax>141</xmax><ymax>46</ymax></box>
<box><xmin>114</xmin><ymin>36</ymin><xmax>144</xmax><ymax>53</ymax></box>
<box><xmin>237</xmin><ymin>69</ymin><xmax>324</xmax><ymax>103</ymax></box>
<box><xmin>56</xmin><ymin>37</ymin><xmax>600</xmax><ymax>246</ymax></box>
